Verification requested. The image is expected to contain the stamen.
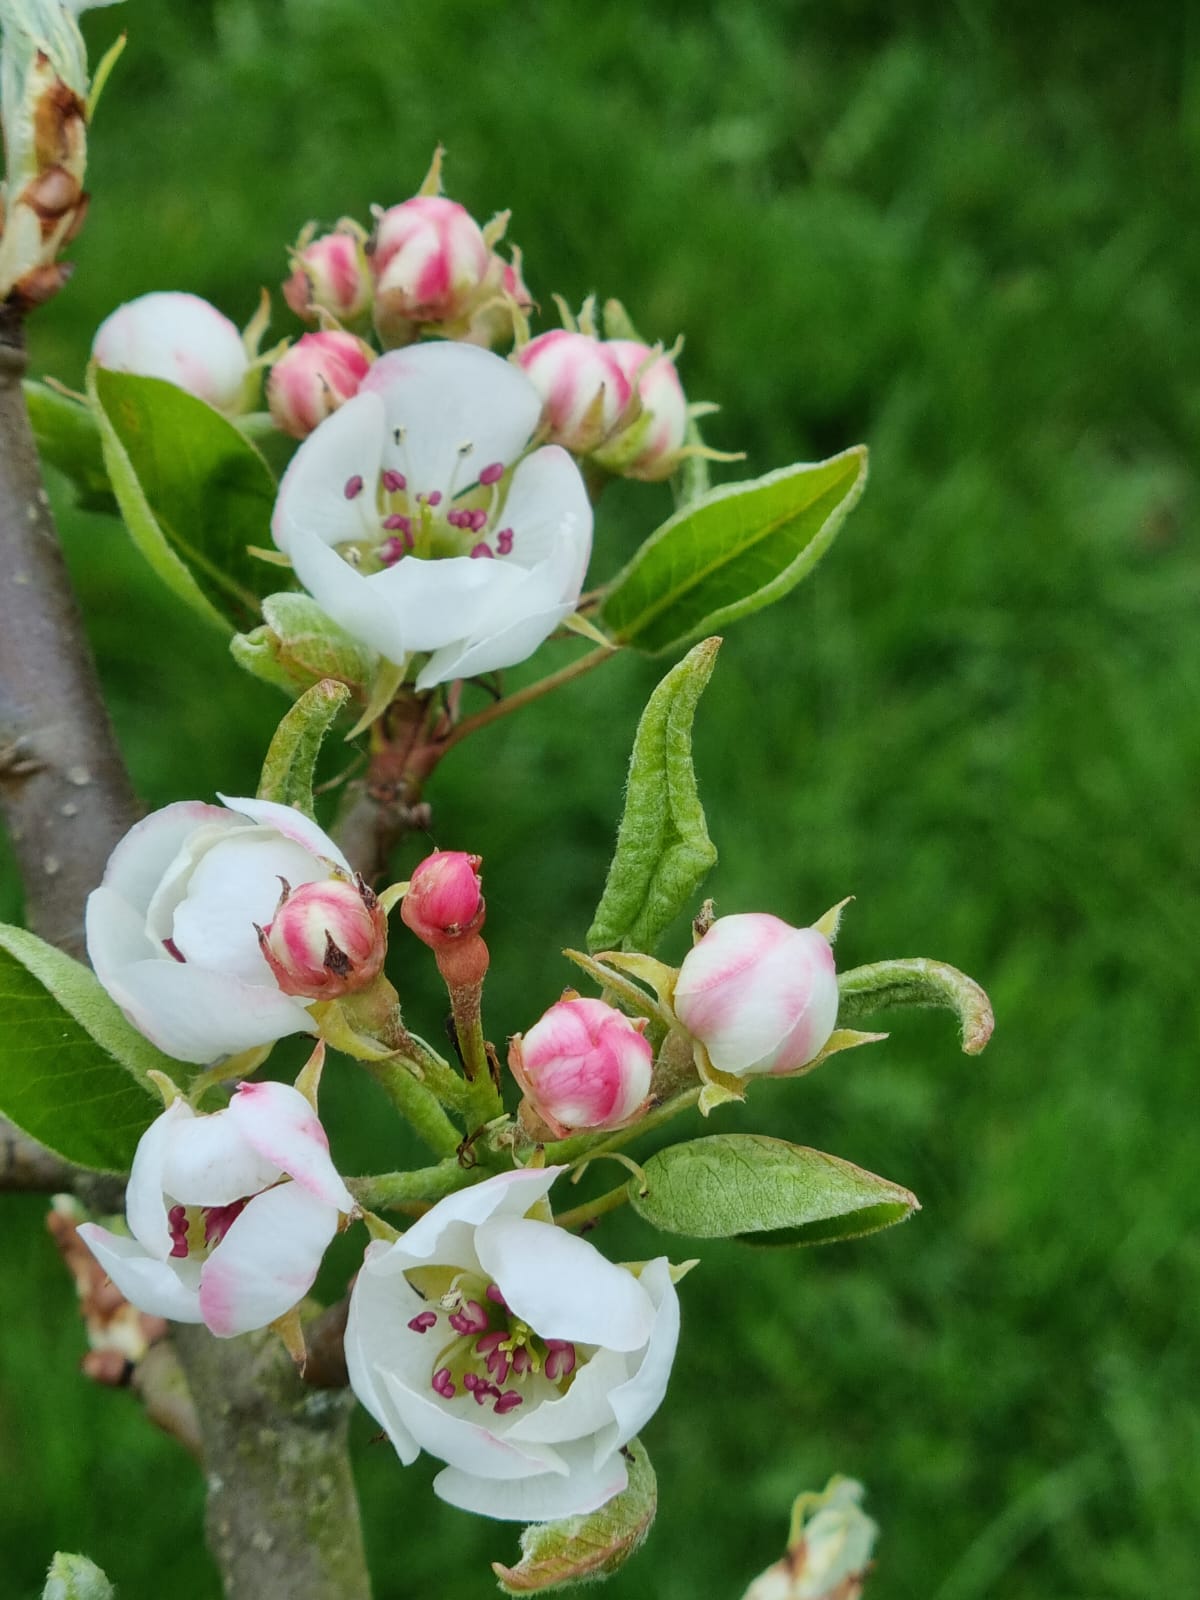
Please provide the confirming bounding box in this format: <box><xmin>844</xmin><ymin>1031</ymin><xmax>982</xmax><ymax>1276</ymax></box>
<box><xmin>203</xmin><ymin>1199</ymin><xmax>248</xmax><ymax>1247</ymax></box>
<box><xmin>470</xmin><ymin>543</ymin><xmax>494</xmax><ymax>559</ymax></box>
<box><xmin>382</xmin><ymin>514</ymin><xmax>412</xmax><ymax>538</ymax></box>
<box><xmin>469</xmin><ymin>509</ymin><xmax>488</xmax><ymax>533</ymax></box>
<box><xmin>486</xmin><ymin>1283</ymin><xmax>509</xmax><ymax>1309</ymax></box>
<box><xmin>474</xmin><ymin>1331</ymin><xmax>505</xmax><ymax>1355</ymax></box>
<box><xmin>167</xmin><ymin>1203</ymin><xmax>190</xmax><ymax>1259</ymax></box>
<box><xmin>431</xmin><ymin>1367</ymin><xmax>456</xmax><ymax>1398</ymax></box>
<box><xmin>162</xmin><ymin>937</ymin><xmax>186</xmax><ymax>963</ymax></box>
<box><xmin>408</xmin><ymin>1310</ymin><xmax>438</xmax><ymax>1333</ymax></box>
<box><xmin>448</xmin><ymin>1299</ymin><xmax>489</xmax><ymax>1335</ymax></box>
<box><xmin>479</xmin><ymin>462</ymin><xmax>504</xmax><ymax>486</ymax></box>
<box><xmin>344</xmin><ymin>475</ymin><xmax>364</xmax><ymax>500</ymax></box>
<box><xmin>494</xmin><ymin>1390</ymin><xmax>524</xmax><ymax>1414</ymax></box>
<box><xmin>511</xmin><ymin>1347</ymin><xmax>531</xmax><ymax>1376</ymax></box>
<box><xmin>379</xmin><ymin>537</ymin><xmax>404</xmax><ymax>567</ymax></box>
<box><xmin>426</xmin><ymin>490</ymin><xmax>443</xmax><ymax>507</ymax></box>
<box><xmin>496</xmin><ymin>528</ymin><xmax>514</xmax><ymax>555</ymax></box>
<box><xmin>544</xmin><ymin>1340</ymin><xmax>577</xmax><ymax>1382</ymax></box>
<box><xmin>382</xmin><ymin>469</ymin><xmax>406</xmax><ymax>493</ymax></box>
<box><xmin>472</xmin><ymin>1380</ymin><xmax>501</xmax><ymax>1407</ymax></box>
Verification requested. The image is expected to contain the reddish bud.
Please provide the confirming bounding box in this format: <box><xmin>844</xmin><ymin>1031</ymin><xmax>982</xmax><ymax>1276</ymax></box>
<box><xmin>283</xmin><ymin>225</ymin><xmax>372</xmax><ymax>324</ymax></box>
<box><xmin>258</xmin><ymin>876</ymin><xmax>387</xmax><ymax>999</ymax></box>
<box><xmin>400</xmin><ymin>851</ymin><xmax>485</xmax><ymax>948</ymax></box>
<box><xmin>267</xmin><ymin>330</ymin><xmax>375</xmax><ymax>439</ymax></box>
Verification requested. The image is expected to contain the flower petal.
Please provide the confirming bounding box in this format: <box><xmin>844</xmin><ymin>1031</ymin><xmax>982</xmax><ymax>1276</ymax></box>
<box><xmin>77</xmin><ymin>1224</ymin><xmax>204</xmax><ymax>1324</ymax></box>
<box><xmin>160</xmin><ymin>1108</ymin><xmax>282</xmax><ymax>1207</ymax></box>
<box><xmin>271</xmin><ymin>390</ymin><xmax>386</xmax><ymax>554</ymax></box>
<box><xmin>86</xmin><ymin>884</ymin><xmax>159</xmax><ymax>988</ymax></box>
<box><xmin>593</xmin><ymin>1256</ymin><xmax>680</xmax><ymax>1463</ymax></box>
<box><xmin>432</xmin><ymin>1441</ymin><xmax>628</xmax><ymax>1522</ymax></box>
<box><xmin>198</xmin><ymin>1182</ymin><xmax>339</xmax><ymax>1337</ymax></box>
<box><xmin>98</xmin><ymin>959</ymin><xmax>315</xmax><ymax>1064</ymax></box>
<box><xmin>344</xmin><ymin>1240</ymin><xmax>427</xmax><ymax>1462</ymax></box>
<box><xmin>504</xmin><ymin>1346</ymin><xmax>630</xmax><ymax>1447</ymax></box>
<box><xmin>364</xmin><ymin>345</ymin><xmax>541</xmax><ymax>499</ymax></box>
<box><xmin>227</xmin><ymin>1081</ymin><xmax>354</xmax><ymax>1211</ymax></box>
<box><xmin>216</xmin><ymin>797</ymin><xmax>352</xmax><ymax>874</ymax></box>
<box><xmin>125</xmin><ymin>1099</ymin><xmax>191</xmax><ymax>1257</ymax></box>
<box><xmin>414</xmin><ymin>596</ymin><xmax>574</xmax><ymax>691</ymax></box>
<box><xmin>499</xmin><ymin>445</ymin><xmax>593</xmax><ymax>589</ymax></box>
<box><xmin>99</xmin><ymin>801</ymin><xmax>231</xmax><ymax>917</ymax></box>
<box><xmin>475</xmin><ymin>1219</ymin><xmax>655</xmax><ymax>1352</ymax></box>
<box><xmin>380</xmin><ymin>1368</ymin><xmax>565</xmax><ymax>1482</ymax></box>
<box><xmin>382</xmin><ymin>1166</ymin><xmax>564</xmax><ymax>1275</ymax></box>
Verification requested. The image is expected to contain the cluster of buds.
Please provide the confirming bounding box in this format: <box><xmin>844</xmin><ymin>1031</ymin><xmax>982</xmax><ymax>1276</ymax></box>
<box><xmin>0</xmin><ymin>0</ymin><xmax>109</xmax><ymax>307</ymax></box>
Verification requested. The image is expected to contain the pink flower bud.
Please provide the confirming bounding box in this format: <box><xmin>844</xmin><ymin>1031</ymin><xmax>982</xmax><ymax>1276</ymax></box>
<box><xmin>673</xmin><ymin>913</ymin><xmax>839</xmax><ymax>1077</ymax></box>
<box><xmin>370</xmin><ymin>195</ymin><xmax>492</xmax><ymax>346</ymax></box>
<box><xmin>595</xmin><ymin>339</ymin><xmax>689</xmax><ymax>481</ymax></box>
<box><xmin>257</xmin><ymin>876</ymin><xmax>387</xmax><ymax>999</ymax></box>
<box><xmin>266</xmin><ymin>331</ymin><xmax>375</xmax><ymax>439</ymax></box>
<box><xmin>92</xmin><ymin>291</ymin><xmax>252</xmax><ymax>414</ymax></box>
<box><xmin>283</xmin><ymin>226</ymin><xmax>372</xmax><ymax>323</ymax></box>
<box><xmin>509</xmin><ymin>997</ymin><xmax>653</xmax><ymax>1136</ymax></box>
<box><xmin>400</xmin><ymin>851</ymin><xmax>485</xmax><ymax>948</ymax></box>
<box><xmin>517</xmin><ymin>329</ymin><xmax>633</xmax><ymax>453</ymax></box>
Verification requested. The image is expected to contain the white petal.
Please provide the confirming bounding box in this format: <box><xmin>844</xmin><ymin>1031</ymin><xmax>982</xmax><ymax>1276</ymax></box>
<box><xmin>125</xmin><ymin>1099</ymin><xmax>191</xmax><ymax>1257</ymax></box>
<box><xmin>414</xmin><ymin>598</ymin><xmax>573</xmax><ymax>691</ymax></box>
<box><xmin>595</xmin><ymin>1257</ymin><xmax>680</xmax><ymax>1462</ymax></box>
<box><xmin>272</xmin><ymin>390</ymin><xmax>386</xmax><ymax>554</ymax></box>
<box><xmin>475</xmin><ymin>1219</ymin><xmax>655</xmax><ymax>1353</ymax></box>
<box><xmin>168</xmin><ymin>831</ymin><xmax>327</xmax><ymax>979</ymax></box>
<box><xmin>198</xmin><ymin>1182</ymin><xmax>339</xmax><ymax>1337</ymax></box>
<box><xmin>216</xmin><ymin>797</ymin><xmax>352</xmax><ymax>874</ymax></box>
<box><xmin>160</xmin><ymin>1109</ymin><xmax>282</xmax><ymax>1206</ymax></box>
<box><xmin>227</xmin><ymin>1081</ymin><xmax>354</xmax><ymax>1211</ymax></box>
<box><xmin>364</xmin><ymin>554</ymin><xmax>528</xmax><ymax>651</ymax></box>
<box><xmin>99</xmin><ymin>960</ymin><xmax>315</xmax><ymax>1064</ymax></box>
<box><xmin>432</xmin><ymin>1442</ymin><xmax>628</xmax><ymax>1522</ymax></box>
<box><xmin>86</xmin><ymin>884</ymin><xmax>158</xmax><ymax>988</ymax></box>
<box><xmin>505</xmin><ymin>1346</ymin><xmax>630</xmax><ymax>1447</ymax></box>
<box><xmin>380</xmin><ymin>1368</ymin><xmax>564</xmax><ymax>1482</ymax></box>
<box><xmin>92</xmin><ymin>293</ymin><xmax>249</xmax><ymax>413</ymax></box>
<box><xmin>99</xmin><ymin>801</ymin><xmax>230</xmax><ymax>917</ymax></box>
<box><xmin>77</xmin><ymin>1224</ymin><xmax>204</xmax><ymax>1324</ymax></box>
<box><xmin>364</xmin><ymin>345</ymin><xmax>541</xmax><ymax>499</ymax></box>
<box><xmin>499</xmin><ymin>446</ymin><xmax>593</xmax><ymax>588</ymax></box>
<box><xmin>344</xmin><ymin>1242</ymin><xmax>426</xmax><ymax>1463</ymax></box>
<box><xmin>270</xmin><ymin>528</ymin><xmax>416</xmax><ymax>664</ymax></box>
<box><xmin>384</xmin><ymin>1167</ymin><xmax>564</xmax><ymax>1274</ymax></box>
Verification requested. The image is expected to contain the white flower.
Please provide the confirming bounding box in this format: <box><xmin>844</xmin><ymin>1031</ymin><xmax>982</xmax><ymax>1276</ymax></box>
<box><xmin>85</xmin><ymin>795</ymin><xmax>368</xmax><ymax>1064</ymax></box>
<box><xmin>91</xmin><ymin>291</ymin><xmax>252</xmax><ymax>414</ymax></box>
<box><xmin>345</xmin><ymin>1166</ymin><xmax>680</xmax><ymax>1522</ymax></box>
<box><xmin>270</xmin><ymin>343</ymin><xmax>593</xmax><ymax>691</ymax></box>
<box><xmin>77</xmin><ymin>1082</ymin><xmax>355</xmax><ymax>1338</ymax></box>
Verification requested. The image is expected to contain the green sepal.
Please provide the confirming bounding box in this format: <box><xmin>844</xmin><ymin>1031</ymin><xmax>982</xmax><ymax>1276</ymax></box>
<box><xmin>232</xmin><ymin>592</ymin><xmax>380</xmax><ymax>701</ymax></box>
<box><xmin>600</xmin><ymin>446</ymin><xmax>868</xmax><ymax>655</ymax></box>
<box><xmin>257</xmin><ymin>678</ymin><xmax>351</xmax><ymax>818</ymax></box>
<box><xmin>87</xmin><ymin>364</ymin><xmax>280</xmax><ymax>632</ymax></box>
<box><xmin>586</xmin><ymin>637</ymin><xmax>719</xmax><ymax>955</ymax></box>
<box><xmin>836</xmin><ymin>956</ymin><xmax>994</xmax><ymax>1055</ymax></box>
<box><xmin>493</xmin><ymin>1438</ymin><xmax>657</xmax><ymax>1593</ymax></box>
<box><xmin>23</xmin><ymin>380</ymin><xmax>114</xmax><ymax>511</ymax></box>
<box><xmin>0</xmin><ymin>924</ymin><xmax>171</xmax><ymax>1173</ymax></box>
<box><xmin>629</xmin><ymin>1134</ymin><xmax>919</xmax><ymax>1247</ymax></box>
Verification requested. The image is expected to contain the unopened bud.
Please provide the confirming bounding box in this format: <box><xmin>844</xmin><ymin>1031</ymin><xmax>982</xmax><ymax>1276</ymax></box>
<box><xmin>592</xmin><ymin>339</ymin><xmax>689</xmax><ymax>482</ymax></box>
<box><xmin>509</xmin><ymin>996</ymin><xmax>652</xmax><ymax>1137</ymax></box>
<box><xmin>257</xmin><ymin>876</ymin><xmax>387</xmax><ymax>999</ymax></box>
<box><xmin>370</xmin><ymin>195</ymin><xmax>492</xmax><ymax>347</ymax></box>
<box><xmin>673</xmin><ymin>912</ymin><xmax>839</xmax><ymax>1078</ymax></box>
<box><xmin>400</xmin><ymin>850</ymin><xmax>485</xmax><ymax>948</ymax></box>
<box><xmin>517</xmin><ymin>329</ymin><xmax>633</xmax><ymax>454</ymax></box>
<box><xmin>92</xmin><ymin>291</ymin><xmax>253</xmax><ymax>414</ymax></box>
<box><xmin>267</xmin><ymin>330</ymin><xmax>374</xmax><ymax>438</ymax></box>
<box><xmin>283</xmin><ymin>221</ymin><xmax>372</xmax><ymax>324</ymax></box>
<box><xmin>741</xmin><ymin>1478</ymin><xmax>877</xmax><ymax>1600</ymax></box>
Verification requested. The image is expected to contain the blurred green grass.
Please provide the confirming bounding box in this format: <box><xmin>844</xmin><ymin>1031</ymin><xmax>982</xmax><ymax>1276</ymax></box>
<box><xmin>2</xmin><ymin>0</ymin><xmax>1198</xmax><ymax>1595</ymax></box>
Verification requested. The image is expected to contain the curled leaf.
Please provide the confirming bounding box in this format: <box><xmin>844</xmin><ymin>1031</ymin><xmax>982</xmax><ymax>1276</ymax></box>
<box><xmin>256</xmin><ymin>678</ymin><xmax>350</xmax><ymax>817</ymax></box>
<box><xmin>836</xmin><ymin>957</ymin><xmax>994</xmax><ymax>1055</ymax></box>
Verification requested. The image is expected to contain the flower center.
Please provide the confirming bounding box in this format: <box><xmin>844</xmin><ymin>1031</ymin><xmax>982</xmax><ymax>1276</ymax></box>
<box><xmin>405</xmin><ymin>1269</ymin><xmax>578</xmax><ymax>1417</ymax></box>
<box><xmin>337</xmin><ymin>439</ymin><xmax>516</xmax><ymax>574</ymax></box>
<box><xmin>166</xmin><ymin>1197</ymin><xmax>249</xmax><ymax>1259</ymax></box>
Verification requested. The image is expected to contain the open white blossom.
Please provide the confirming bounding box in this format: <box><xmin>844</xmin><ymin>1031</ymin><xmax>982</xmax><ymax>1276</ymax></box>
<box><xmin>345</xmin><ymin>1166</ymin><xmax>679</xmax><ymax>1522</ymax></box>
<box><xmin>270</xmin><ymin>343</ymin><xmax>593</xmax><ymax>690</ymax></box>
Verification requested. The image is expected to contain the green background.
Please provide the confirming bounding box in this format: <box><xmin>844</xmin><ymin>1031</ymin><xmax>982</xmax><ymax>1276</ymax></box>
<box><xmin>2</xmin><ymin>0</ymin><xmax>1198</xmax><ymax>1595</ymax></box>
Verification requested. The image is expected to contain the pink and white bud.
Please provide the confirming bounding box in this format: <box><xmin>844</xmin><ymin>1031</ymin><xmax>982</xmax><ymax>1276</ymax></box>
<box><xmin>283</xmin><ymin>225</ymin><xmax>372</xmax><ymax>324</ymax></box>
<box><xmin>258</xmin><ymin>875</ymin><xmax>387</xmax><ymax>998</ymax></box>
<box><xmin>593</xmin><ymin>339</ymin><xmax>689</xmax><ymax>481</ymax></box>
<box><xmin>266</xmin><ymin>330</ymin><xmax>375</xmax><ymax>439</ymax></box>
<box><xmin>673</xmin><ymin>913</ymin><xmax>840</xmax><ymax>1078</ymax></box>
<box><xmin>510</xmin><ymin>997</ymin><xmax>653</xmax><ymax>1137</ymax></box>
<box><xmin>400</xmin><ymin>851</ymin><xmax>485</xmax><ymax>949</ymax></box>
<box><xmin>517</xmin><ymin>329</ymin><xmax>633</xmax><ymax>454</ymax></box>
<box><xmin>370</xmin><ymin>195</ymin><xmax>492</xmax><ymax>347</ymax></box>
<box><xmin>463</xmin><ymin>250</ymin><xmax>533</xmax><ymax>349</ymax></box>
<box><xmin>92</xmin><ymin>291</ymin><xmax>253</xmax><ymax>414</ymax></box>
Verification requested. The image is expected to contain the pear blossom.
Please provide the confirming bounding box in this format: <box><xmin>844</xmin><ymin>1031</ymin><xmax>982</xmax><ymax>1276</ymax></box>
<box><xmin>673</xmin><ymin>913</ymin><xmax>840</xmax><ymax>1077</ymax></box>
<box><xmin>345</xmin><ymin>1166</ymin><xmax>680</xmax><ymax>1522</ymax></box>
<box><xmin>270</xmin><ymin>343</ymin><xmax>593</xmax><ymax>691</ymax></box>
<box><xmin>594</xmin><ymin>339</ymin><xmax>690</xmax><ymax>481</ymax></box>
<box><xmin>91</xmin><ymin>291</ymin><xmax>252</xmax><ymax>414</ymax></box>
<box><xmin>517</xmin><ymin>329</ymin><xmax>633</xmax><ymax>453</ymax></box>
<box><xmin>77</xmin><ymin>1083</ymin><xmax>355</xmax><ymax>1337</ymax></box>
<box><xmin>267</xmin><ymin>330</ymin><xmax>374</xmax><ymax>439</ymax></box>
<box><xmin>85</xmin><ymin>795</ymin><xmax>378</xmax><ymax>1064</ymax></box>
<box><xmin>509</xmin><ymin>997</ymin><xmax>653</xmax><ymax>1136</ymax></box>
<box><xmin>370</xmin><ymin>193</ymin><xmax>492</xmax><ymax>346</ymax></box>
<box><xmin>400</xmin><ymin>850</ymin><xmax>485</xmax><ymax>948</ymax></box>
<box><xmin>283</xmin><ymin>223</ymin><xmax>372</xmax><ymax>324</ymax></box>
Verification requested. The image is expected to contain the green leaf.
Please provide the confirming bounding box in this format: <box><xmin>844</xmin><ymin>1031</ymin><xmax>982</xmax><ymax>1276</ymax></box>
<box><xmin>257</xmin><ymin>678</ymin><xmax>351</xmax><ymax>817</ymax></box>
<box><xmin>600</xmin><ymin>446</ymin><xmax>868</xmax><ymax>654</ymax></box>
<box><xmin>23</xmin><ymin>381</ymin><xmax>115</xmax><ymax>512</ymax></box>
<box><xmin>234</xmin><ymin>411</ymin><xmax>301</xmax><ymax>479</ymax></box>
<box><xmin>493</xmin><ymin>1438</ymin><xmax>656</xmax><ymax>1594</ymax></box>
<box><xmin>232</xmin><ymin>592</ymin><xmax>380</xmax><ymax>700</ymax></box>
<box><xmin>42</xmin><ymin>1552</ymin><xmax>115</xmax><ymax>1600</ymax></box>
<box><xmin>586</xmin><ymin>638</ymin><xmax>719</xmax><ymax>954</ymax></box>
<box><xmin>88</xmin><ymin>365</ymin><xmax>280</xmax><ymax>631</ymax></box>
<box><xmin>837</xmin><ymin>957</ymin><xmax>995</xmax><ymax>1055</ymax></box>
<box><xmin>0</xmin><ymin>925</ymin><xmax>168</xmax><ymax>1173</ymax></box>
<box><xmin>629</xmin><ymin>1134</ymin><xmax>919</xmax><ymax>1247</ymax></box>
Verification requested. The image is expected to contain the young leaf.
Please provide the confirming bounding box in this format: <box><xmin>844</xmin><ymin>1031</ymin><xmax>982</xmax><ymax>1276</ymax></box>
<box><xmin>0</xmin><ymin>925</ymin><xmax>166</xmax><ymax>1172</ymax></box>
<box><xmin>629</xmin><ymin>1134</ymin><xmax>918</xmax><ymax>1247</ymax></box>
<box><xmin>232</xmin><ymin>592</ymin><xmax>380</xmax><ymax>700</ymax></box>
<box><xmin>88</xmin><ymin>365</ymin><xmax>280</xmax><ymax>631</ymax></box>
<box><xmin>23</xmin><ymin>380</ymin><xmax>114</xmax><ymax>511</ymax></box>
<box><xmin>493</xmin><ymin>1438</ymin><xmax>657</xmax><ymax>1594</ymax></box>
<box><xmin>837</xmin><ymin>957</ymin><xmax>994</xmax><ymax>1055</ymax></box>
<box><xmin>257</xmin><ymin>679</ymin><xmax>351</xmax><ymax>817</ymax></box>
<box><xmin>586</xmin><ymin>638</ymin><xmax>719</xmax><ymax>955</ymax></box>
<box><xmin>600</xmin><ymin>446</ymin><xmax>868</xmax><ymax>655</ymax></box>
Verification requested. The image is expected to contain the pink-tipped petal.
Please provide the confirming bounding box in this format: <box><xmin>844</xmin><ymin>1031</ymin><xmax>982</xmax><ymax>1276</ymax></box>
<box><xmin>198</xmin><ymin>1182</ymin><xmax>339</xmax><ymax>1337</ymax></box>
<box><xmin>125</xmin><ymin>1099</ymin><xmax>191</xmax><ymax>1257</ymax></box>
<box><xmin>159</xmin><ymin>1108</ymin><xmax>281</xmax><ymax>1207</ymax></box>
<box><xmin>228</xmin><ymin>1081</ymin><xmax>355</xmax><ymax>1212</ymax></box>
<box><xmin>77</xmin><ymin>1224</ymin><xmax>204</xmax><ymax>1324</ymax></box>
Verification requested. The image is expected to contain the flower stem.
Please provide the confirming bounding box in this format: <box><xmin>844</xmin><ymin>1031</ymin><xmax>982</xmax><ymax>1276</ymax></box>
<box><xmin>350</xmin><ymin>1156</ymin><xmax>483</xmax><ymax>1211</ymax></box>
<box><xmin>440</xmin><ymin>644</ymin><xmax>618</xmax><ymax>754</ymax></box>
<box><xmin>542</xmin><ymin>1087</ymin><xmax>701</xmax><ymax>1166</ymax></box>
<box><xmin>359</xmin><ymin>1056</ymin><xmax>462</xmax><ymax>1157</ymax></box>
<box><xmin>554</xmin><ymin>1183</ymin><xmax>633</xmax><ymax>1232</ymax></box>
<box><xmin>447</xmin><ymin>978</ymin><xmax>504</xmax><ymax>1129</ymax></box>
